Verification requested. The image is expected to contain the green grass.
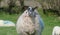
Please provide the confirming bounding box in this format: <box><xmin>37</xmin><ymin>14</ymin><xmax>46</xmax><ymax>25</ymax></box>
<box><xmin>38</xmin><ymin>9</ymin><xmax>60</xmax><ymax>35</ymax></box>
<box><xmin>0</xmin><ymin>9</ymin><xmax>60</xmax><ymax>35</ymax></box>
<box><xmin>0</xmin><ymin>27</ymin><xmax>17</xmax><ymax>35</ymax></box>
<box><xmin>0</xmin><ymin>12</ymin><xmax>19</xmax><ymax>35</ymax></box>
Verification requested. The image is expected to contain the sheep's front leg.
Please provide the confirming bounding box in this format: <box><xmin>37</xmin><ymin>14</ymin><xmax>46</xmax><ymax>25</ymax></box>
<box><xmin>35</xmin><ymin>30</ymin><xmax>41</xmax><ymax>35</ymax></box>
<box><xmin>18</xmin><ymin>32</ymin><xmax>28</xmax><ymax>35</ymax></box>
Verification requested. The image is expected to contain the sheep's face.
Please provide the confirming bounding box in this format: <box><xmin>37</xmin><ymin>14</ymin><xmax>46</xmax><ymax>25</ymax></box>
<box><xmin>24</xmin><ymin>6</ymin><xmax>38</xmax><ymax>17</ymax></box>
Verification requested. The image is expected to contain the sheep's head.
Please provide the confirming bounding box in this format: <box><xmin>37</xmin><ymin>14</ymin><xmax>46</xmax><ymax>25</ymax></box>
<box><xmin>23</xmin><ymin>6</ymin><xmax>38</xmax><ymax>17</ymax></box>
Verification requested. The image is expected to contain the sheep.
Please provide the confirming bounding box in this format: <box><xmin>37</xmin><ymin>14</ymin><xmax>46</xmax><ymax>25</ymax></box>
<box><xmin>0</xmin><ymin>20</ymin><xmax>15</xmax><ymax>26</ymax></box>
<box><xmin>52</xmin><ymin>26</ymin><xmax>60</xmax><ymax>35</ymax></box>
<box><xmin>16</xmin><ymin>6</ymin><xmax>44</xmax><ymax>35</ymax></box>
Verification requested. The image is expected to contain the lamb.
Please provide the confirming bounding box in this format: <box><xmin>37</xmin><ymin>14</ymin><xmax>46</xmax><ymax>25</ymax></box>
<box><xmin>52</xmin><ymin>26</ymin><xmax>60</xmax><ymax>35</ymax></box>
<box><xmin>16</xmin><ymin>6</ymin><xmax>44</xmax><ymax>35</ymax></box>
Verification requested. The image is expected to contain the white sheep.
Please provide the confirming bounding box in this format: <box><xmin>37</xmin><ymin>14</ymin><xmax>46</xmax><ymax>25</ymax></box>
<box><xmin>52</xmin><ymin>26</ymin><xmax>60</xmax><ymax>35</ymax></box>
<box><xmin>16</xmin><ymin>6</ymin><xmax>44</xmax><ymax>35</ymax></box>
<box><xmin>0</xmin><ymin>20</ymin><xmax>15</xmax><ymax>26</ymax></box>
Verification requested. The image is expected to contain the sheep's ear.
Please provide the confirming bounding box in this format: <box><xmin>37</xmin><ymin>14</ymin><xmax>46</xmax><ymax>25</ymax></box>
<box><xmin>32</xmin><ymin>6</ymin><xmax>38</xmax><ymax>11</ymax></box>
<box><xmin>22</xmin><ymin>6</ymin><xmax>29</xmax><ymax>11</ymax></box>
<box><xmin>34</xmin><ymin>6</ymin><xmax>38</xmax><ymax>9</ymax></box>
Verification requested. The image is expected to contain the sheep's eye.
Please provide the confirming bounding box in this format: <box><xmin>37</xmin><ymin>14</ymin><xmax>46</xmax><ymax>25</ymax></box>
<box><xmin>26</xmin><ymin>12</ymin><xmax>27</xmax><ymax>13</ymax></box>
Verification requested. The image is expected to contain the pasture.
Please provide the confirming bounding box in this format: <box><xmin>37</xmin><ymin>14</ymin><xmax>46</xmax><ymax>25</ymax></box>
<box><xmin>0</xmin><ymin>9</ymin><xmax>60</xmax><ymax>35</ymax></box>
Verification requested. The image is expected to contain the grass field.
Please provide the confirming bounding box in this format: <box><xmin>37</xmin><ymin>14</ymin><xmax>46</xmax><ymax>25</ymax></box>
<box><xmin>0</xmin><ymin>9</ymin><xmax>60</xmax><ymax>35</ymax></box>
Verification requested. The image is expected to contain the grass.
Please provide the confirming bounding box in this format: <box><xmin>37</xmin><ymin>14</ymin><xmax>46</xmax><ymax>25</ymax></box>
<box><xmin>0</xmin><ymin>27</ymin><xmax>17</xmax><ymax>35</ymax></box>
<box><xmin>38</xmin><ymin>9</ymin><xmax>60</xmax><ymax>35</ymax></box>
<box><xmin>0</xmin><ymin>9</ymin><xmax>60</xmax><ymax>35</ymax></box>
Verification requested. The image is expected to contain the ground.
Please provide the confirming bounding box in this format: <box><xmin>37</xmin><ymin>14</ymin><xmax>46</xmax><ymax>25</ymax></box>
<box><xmin>0</xmin><ymin>9</ymin><xmax>60</xmax><ymax>35</ymax></box>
